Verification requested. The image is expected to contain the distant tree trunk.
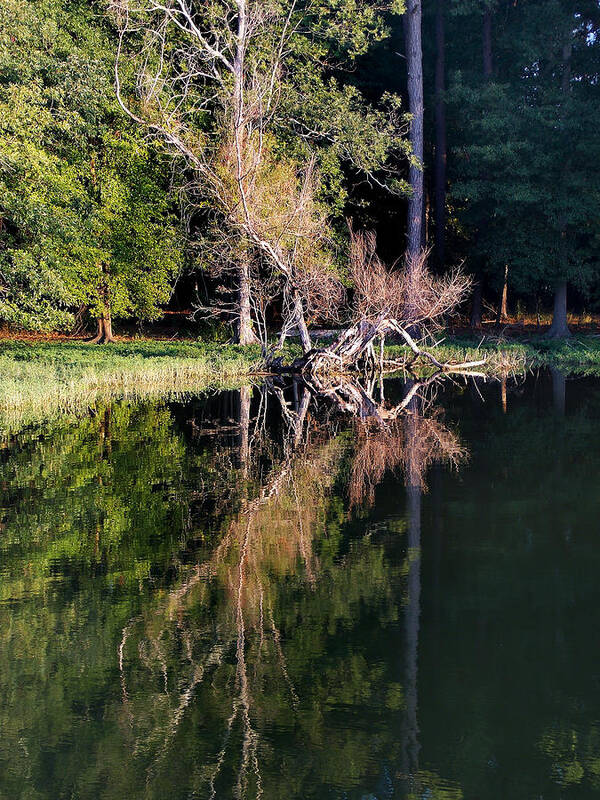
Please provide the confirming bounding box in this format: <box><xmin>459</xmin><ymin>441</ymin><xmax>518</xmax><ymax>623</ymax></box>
<box><xmin>434</xmin><ymin>0</ymin><xmax>446</xmax><ymax>269</ymax></box>
<box><xmin>236</xmin><ymin>256</ymin><xmax>256</xmax><ymax>345</ymax></box>
<box><xmin>405</xmin><ymin>0</ymin><xmax>424</xmax><ymax>265</ymax></box>
<box><xmin>548</xmin><ymin>41</ymin><xmax>573</xmax><ymax>339</ymax></box>
<box><xmin>547</xmin><ymin>280</ymin><xmax>571</xmax><ymax>339</ymax></box>
<box><xmin>469</xmin><ymin>5</ymin><xmax>494</xmax><ymax>327</ymax></box>
<box><xmin>89</xmin><ymin>265</ymin><xmax>115</xmax><ymax>343</ymax></box>
<box><xmin>496</xmin><ymin>264</ymin><xmax>508</xmax><ymax>323</ymax></box>
<box><xmin>470</xmin><ymin>281</ymin><xmax>483</xmax><ymax>328</ymax></box>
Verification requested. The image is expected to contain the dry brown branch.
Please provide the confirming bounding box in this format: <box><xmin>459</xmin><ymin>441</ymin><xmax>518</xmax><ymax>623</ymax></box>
<box><xmin>349</xmin><ymin>227</ymin><xmax>471</xmax><ymax>329</ymax></box>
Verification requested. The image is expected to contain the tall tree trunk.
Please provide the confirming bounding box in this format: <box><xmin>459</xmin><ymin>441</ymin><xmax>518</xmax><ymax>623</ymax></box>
<box><xmin>496</xmin><ymin>264</ymin><xmax>508</xmax><ymax>323</ymax></box>
<box><xmin>548</xmin><ymin>42</ymin><xmax>573</xmax><ymax>339</ymax></box>
<box><xmin>231</xmin><ymin>0</ymin><xmax>256</xmax><ymax>346</ymax></box>
<box><xmin>469</xmin><ymin>5</ymin><xmax>494</xmax><ymax>328</ymax></box>
<box><xmin>236</xmin><ymin>256</ymin><xmax>256</xmax><ymax>345</ymax></box>
<box><xmin>470</xmin><ymin>281</ymin><xmax>483</xmax><ymax>328</ymax></box>
<box><xmin>547</xmin><ymin>280</ymin><xmax>571</xmax><ymax>339</ymax></box>
<box><xmin>434</xmin><ymin>0</ymin><xmax>446</xmax><ymax>269</ymax></box>
<box><xmin>405</xmin><ymin>0</ymin><xmax>424</xmax><ymax>264</ymax></box>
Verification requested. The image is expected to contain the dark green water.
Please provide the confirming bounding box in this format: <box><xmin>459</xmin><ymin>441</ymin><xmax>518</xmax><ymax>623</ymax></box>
<box><xmin>2</xmin><ymin>373</ymin><xmax>600</xmax><ymax>799</ymax></box>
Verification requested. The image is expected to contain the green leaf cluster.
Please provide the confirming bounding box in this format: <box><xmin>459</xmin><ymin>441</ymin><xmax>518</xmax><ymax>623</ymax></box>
<box><xmin>0</xmin><ymin>0</ymin><xmax>183</xmax><ymax>330</ymax></box>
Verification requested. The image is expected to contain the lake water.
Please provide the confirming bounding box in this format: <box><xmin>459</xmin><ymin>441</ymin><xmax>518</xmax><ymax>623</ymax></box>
<box><xmin>2</xmin><ymin>372</ymin><xmax>600</xmax><ymax>799</ymax></box>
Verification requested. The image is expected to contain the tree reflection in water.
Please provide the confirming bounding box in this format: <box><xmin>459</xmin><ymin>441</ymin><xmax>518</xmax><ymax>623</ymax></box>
<box><xmin>6</xmin><ymin>369</ymin><xmax>600</xmax><ymax>798</ymax></box>
<box><xmin>115</xmin><ymin>374</ymin><xmax>468</xmax><ymax>798</ymax></box>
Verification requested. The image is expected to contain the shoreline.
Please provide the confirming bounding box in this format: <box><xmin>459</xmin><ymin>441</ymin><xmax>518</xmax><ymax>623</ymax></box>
<box><xmin>2</xmin><ymin>335</ymin><xmax>600</xmax><ymax>431</ymax></box>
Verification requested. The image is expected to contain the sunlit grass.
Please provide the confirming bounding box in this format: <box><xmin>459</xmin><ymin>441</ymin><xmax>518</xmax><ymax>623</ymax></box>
<box><xmin>0</xmin><ymin>339</ymin><xmax>262</xmax><ymax>431</ymax></box>
<box><xmin>3</xmin><ymin>333</ymin><xmax>600</xmax><ymax>432</ymax></box>
<box><xmin>385</xmin><ymin>334</ymin><xmax>600</xmax><ymax>377</ymax></box>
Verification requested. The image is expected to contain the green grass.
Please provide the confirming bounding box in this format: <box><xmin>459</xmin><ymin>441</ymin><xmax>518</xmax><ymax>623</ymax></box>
<box><xmin>3</xmin><ymin>333</ymin><xmax>600</xmax><ymax>432</ymax></box>
<box><xmin>420</xmin><ymin>335</ymin><xmax>600</xmax><ymax>375</ymax></box>
<box><xmin>385</xmin><ymin>334</ymin><xmax>600</xmax><ymax>377</ymax></box>
<box><xmin>0</xmin><ymin>339</ymin><xmax>262</xmax><ymax>430</ymax></box>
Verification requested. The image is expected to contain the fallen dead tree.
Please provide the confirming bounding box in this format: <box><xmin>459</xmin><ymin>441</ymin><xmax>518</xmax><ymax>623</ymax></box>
<box><xmin>297</xmin><ymin>315</ymin><xmax>486</xmax><ymax>376</ymax></box>
<box><xmin>269</xmin><ymin>232</ymin><xmax>485</xmax><ymax>377</ymax></box>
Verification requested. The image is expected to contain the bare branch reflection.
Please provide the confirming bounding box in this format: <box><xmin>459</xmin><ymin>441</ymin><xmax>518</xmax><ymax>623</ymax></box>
<box><xmin>117</xmin><ymin>373</ymin><xmax>470</xmax><ymax>797</ymax></box>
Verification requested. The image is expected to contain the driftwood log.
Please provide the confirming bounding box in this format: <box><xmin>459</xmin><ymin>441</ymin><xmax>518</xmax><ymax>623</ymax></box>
<box><xmin>271</xmin><ymin>315</ymin><xmax>485</xmax><ymax>377</ymax></box>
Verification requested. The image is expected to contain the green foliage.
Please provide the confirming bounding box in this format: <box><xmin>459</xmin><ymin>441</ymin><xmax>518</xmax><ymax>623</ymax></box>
<box><xmin>117</xmin><ymin>0</ymin><xmax>411</xmax><ymax>269</ymax></box>
<box><xmin>0</xmin><ymin>0</ymin><xmax>182</xmax><ymax>331</ymax></box>
<box><xmin>445</xmin><ymin>0</ymin><xmax>600</xmax><ymax>298</ymax></box>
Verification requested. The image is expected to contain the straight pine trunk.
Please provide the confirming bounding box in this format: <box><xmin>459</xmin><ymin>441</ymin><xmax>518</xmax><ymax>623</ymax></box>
<box><xmin>405</xmin><ymin>0</ymin><xmax>424</xmax><ymax>264</ymax></box>
<box><xmin>469</xmin><ymin>5</ymin><xmax>493</xmax><ymax>330</ymax></box>
<box><xmin>434</xmin><ymin>0</ymin><xmax>446</xmax><ymax>269</ymax></box>
<box><xmin>547</xmin><ymin>280</ymin><xmax>571</xmax><ymax>339</ymax></box>
<box><xmin>548</xmin><ymin>41</ymin><xmax>573</xmax><ymax>339</ymax></box>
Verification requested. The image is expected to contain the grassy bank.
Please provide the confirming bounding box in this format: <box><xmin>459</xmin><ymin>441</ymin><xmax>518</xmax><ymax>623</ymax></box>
<box><xmin>386</xmin><ymin>334</ymin><xmax>600</xmax><ymax>377</ymax></box>
<box><xmin>0</xmin><ymin>339</ymin><xmax>262</xmax><ymax>430</ymax></box>
<box><xmin>2</xmin><ymin>334</ymin><xmax>600</xmax><ymax>431</ymax></box>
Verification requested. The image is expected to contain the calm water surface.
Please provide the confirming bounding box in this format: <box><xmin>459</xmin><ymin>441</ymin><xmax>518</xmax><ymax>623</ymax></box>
<box><xmin>1</xmin><ymin>373</ymin><xmax>600</xmax><ymax>799</ymax></box>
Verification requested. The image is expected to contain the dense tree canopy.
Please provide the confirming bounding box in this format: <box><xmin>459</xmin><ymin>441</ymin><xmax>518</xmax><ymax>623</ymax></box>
<box><xmin>444</xmin><ymin>0</ymin><xmax>600</xmax><ymax>329</ymax></box>
<box><xmin>0</xmin><ymin>0</ymin><xmax>598</xmax><ymax>338</ymax></box>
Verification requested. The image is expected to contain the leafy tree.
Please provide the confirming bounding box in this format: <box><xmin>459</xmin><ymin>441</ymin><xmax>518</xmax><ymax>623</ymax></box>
<box><xmin>0</xmin><ymin>0</ymin><xmax>182</xmax><ymax>337</ymax></box>
<box><xmin>445</xmin><ymin>0</ymin><xmax>600</xmax><ymax>334</ymax></box>
<box><xmin>114</xmin><ymin>0</ymin><xmax>411</xmax><ymax>346</ymax></box>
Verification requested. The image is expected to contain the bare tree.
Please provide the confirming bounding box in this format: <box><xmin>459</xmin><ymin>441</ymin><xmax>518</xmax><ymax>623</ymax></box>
<box><xmin>293</xmin><ymin>229</ymin><xmax>479</xmax><ymax>377</ymax></box>
<box><xmin>113</xmin><ymin>0</ymin><xmax>337</xmax><ymax>348</ymax></box>
<box><xmin>112</xmin><ymin>0</ymin><xmax>404</xmax><ymax>352</ymax></box>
